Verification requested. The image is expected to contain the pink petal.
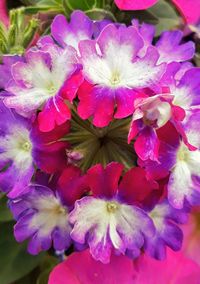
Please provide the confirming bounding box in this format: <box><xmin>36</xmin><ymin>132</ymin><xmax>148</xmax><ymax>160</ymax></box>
<box><xmin>48</xmin><ymin>250</ymin><xmax>136</xmax><ymax>284</ymax></box>
<box><xmin>134</xmin><ymin>249</ymin><xmax>200</xmax><ymax>284</ymax></box>
<box><xmin>135</xmin><ymin>127</ymin><xmax>160</xmax><ymax>161</ymax></box>
<box><xmin>31</xmin><ymin>120</ymin><xmax>70</xmax><ymax>144</ymax></box>
<box><xmin>58</xmin><ymin>165</ymin><xmax>87</xmax><ymax>206</ymax></box>
<box><xmin>38</xmin><ymin>98</ymin><xmax>71</xmax><ymax>132</ymax></box>
<box><xmin>114</xmin><ymin>0</ymin><xmax>158</xmax><ymax>10</ymax></box>
<box><xmin>60</xmin><ymin>72</ymin><xmax>83</xmax><ymax>102</ymax></box>
<box><xmin>86</xmin><ymin>162</ymin><xmax>124</xmax><ymax>198</ymax></box>
<box><xmin>118</xmin><ymin>167</ymin><xmax>158</xmax><ymax>204</ymax></box>
<box><xmin>172</xmin><ymin>0</ymin><xmax>200</xmax><ymax>24</ymax></box>
<box><xmin>0</xmin><ymin>0</ymin><xmax>9</xmax><ymax>26</ymax></box>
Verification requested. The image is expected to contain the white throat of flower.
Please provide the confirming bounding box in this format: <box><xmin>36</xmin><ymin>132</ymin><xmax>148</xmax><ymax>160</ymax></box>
<box><xmin>0</xmin><ymin>126</ymin><xmax>33</xmax><ymax>170</ymax></box>
<box><xmin>29</xmin><ymin>194</ymin><xmax>68</xmax><ymax>237</ymax></box>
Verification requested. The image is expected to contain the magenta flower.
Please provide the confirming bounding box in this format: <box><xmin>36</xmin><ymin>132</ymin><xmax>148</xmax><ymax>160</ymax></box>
<box><xmin>10</xmin><ymin>165</ymin><xmax>86</xmax><ymax>255</ymax></box>
<box><xmin>114</xmin><ymin>0</ymin><xmax>158</xmax><ymax>10</ymax></box>
<box><xmin>141</xmin><ymin>127</ymin><xmax>200</xmax><ymax>209</ymax></box>
<box><xmin>10</xmin><ymin>185</ymin><xmax>72</xmax><ymax>255</ymax></box>
<box><xmin>51</xmin><ymin>11</ymin><xmax>93</xmax><ymax>51</ymax></box>
<box><xmin>115</xmin><ymin>0</ymin><xmax>200</xmax><ymax>24</ymax></box>
<box><xmin>49</xmin><ymin>249</ymin><xmax>136</xmax><ymax>284</ymax></box>
<box><xmin>134</xmin><ymin>248</ymin><xmax>200</xmax><ymax>284</ymax></box>
<box><xmin>69</xmin><ymin>162</ymin><xmax>155</xmax><ymax>263</ymax></box>
<box><xmin>145</xmin><ymin>199</ymin><xmax>188</xmax><ymax>259</ymax></box>
<box><xmin>0</xmin><ymin>101</ymin><xmax>70</xmax><ymax>198</ymax></box>
<box><xmin>77</xmin><ymin>24</ymin><xmax>165</xmax><ymax>127</ymax></box>
<box><xmin>4</xmin><ymin>43</ymin><xmax>83</xmax><ymax>131</ymax></box>
<box><xmin>49</xmin><ymin>248</ymin><xmax>200</xmax><ymax>284</ymax></box>
<box><xmin>0</xmin><ymin>0</ymin><xmax>9</xmax><ymax>26</ymax></box>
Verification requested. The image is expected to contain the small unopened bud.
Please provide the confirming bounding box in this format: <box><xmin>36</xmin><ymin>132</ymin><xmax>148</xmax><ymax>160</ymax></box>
<box><xmin>66</xmin><ymin>150</ymin><xmax>84</xmax><ymax>164</ymax></box>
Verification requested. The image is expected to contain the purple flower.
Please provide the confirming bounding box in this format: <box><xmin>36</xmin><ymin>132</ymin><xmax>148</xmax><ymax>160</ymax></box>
<box><xmin>10</xmin><ymin>185</ymin><xmax>72</xmax><ymax>255</ymax></box>
<box><xmin>77</xmin><ymin>24</ymin><xmax>165</xmax><ymax>127</ymax></box>
<box><xmin>0</xmin><ymin>102</ymin><xmax>34</xmax><ymax>197</ymax></box>
<box><xmin>141</xmin><ymin>134</ymin><xmax>200</xmax><ymax>209</ymax></box>
<box><xmin>51</xmin><ymin>11</ymin><xmax>112</xmax><ymax>52</ymax></box>
<box><xmin>163</xmin><ymin>64</ymin><xmax>200</xmax><ymax>149</ymax></box>
<box><xmin>0</xmin><ymin>55</ymin><xmax>23</xmax><ymax>89</ymax></box>
<box><xmin>0</xmin><ymin>101</ymin><xmax>70</xmax><ymax>198</ymax></box>
<box><xmin>51</xmin><ymin>11</ymin><xmax>93</xmax><ymax>51</ymax></box>
<box><xmin>3</xmin><ymin>43</ymin><xmax>83</xmax><ymax>131</ymax></box>
<box><xmin>132</xmin><ymin>21</ymin><xmax>194</xmax><ymax>64</ymax></box>
<box><xmin>128</xmin><ymin>93</ymin><xmax>173</xmax><ymax>161</ymax></box>
<box><xmin>155</xmin><ymin>30</ymin><xmax>195</xmax><ymax>64</ymax></box>
<box><xmin>69</xmin><ymin>162</ymin><xmax>155</xmax><ymax>263</ymax></box>
<box><xmin>145</xmin><ymin>200</ymin><xmax>188</xmax><ymax>259</ymax></box>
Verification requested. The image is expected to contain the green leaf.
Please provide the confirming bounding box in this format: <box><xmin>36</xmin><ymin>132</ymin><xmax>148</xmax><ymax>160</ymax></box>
<box><xmin>37</xmin><ymin>255</ymin><xmax>58</xmax><ymax>284</ymax></box>
<box><xmin>64</xmin><ymin>0</ymin><xmax>103</xmax><ymax>12</ymax></box>
<box><xmin>148</xmin><ymin>0</ymin><xmax>180</xmax><ymax>35</ymax></box>
<box><xmin>0</xmin><ymin>222</ymin><xmax>44</xmax><ymax>284</ymax></box>
<box><xmin>0</xmin><ymin>195</ymin><xmax>13</xmax><ymax>222</ymax></box>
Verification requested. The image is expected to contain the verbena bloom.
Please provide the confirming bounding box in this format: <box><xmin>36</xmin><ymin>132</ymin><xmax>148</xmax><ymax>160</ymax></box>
<box><xmin>10</xmin><ymin>185</ymin><xmax>72</xmax><ymax>255</ymax></box>
<box><xmin>4</xmin><ymin>43</ymin><xmax>83</xmax><ymax>131</ymax></box>
<box><xmin>77</xmin><ymin>24</ymin><xmax>166</xmax><ymax>127</ymax></box>
<box><xmin>51</xmin><ymin>10</ymin><xmax>93</xmax><ymax>51</ymax></box>
<box><xmin>132</xmin><ymin>21</ymin><xmax>194</xmax><ymax>64</ymax></box>
<box><xmin>0</xmin><ymin>55</ymin><xmax>23</xmax><ymax>89</ymax></box>
<box><xmin>0</xmin><ymin>101</ymin><xmax>70</xmax><ymax>197</ymax></box>
<box><xmin>115</xmin><ymin>0</ymin><xmax>200</xmax><ymax>24</ymax></box>
<box><xmin>141</xmin><ymin>128</ymin><xmax>200</xmax><ymax>209</ymax></box>
<box><xmin>69</xmin><ymin>162</ymin><xmax>156</xmax><ymax>263</ymax></box>
<box><xmin>145</xmin><ymin>200</ymin><xmax>188</xmax><ymax>259</ymax></box>
<box><xmin>128</xmin><ymin>93</ymin><xmax>173</xmax><ymax>161</ymax></box>
<box><xmin>0</xmin><ymin>9</ymin><xmax>199</xmax><ymax>281</ymax></box>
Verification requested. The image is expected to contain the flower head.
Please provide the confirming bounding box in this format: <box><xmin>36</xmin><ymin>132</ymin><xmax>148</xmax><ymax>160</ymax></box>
<box><xmin>69</xmin><ymin>162</ymin><xmax>156</xmax><ymax>263</ymax></box>
<box><xmin>4</xmin><ymin>43</ymin><xmax>82</xmax><ymax>131</ymax></box>
<box><xmin>10</xmin><ymin>185</ymin><xmax>72</xmax><ymax>254</ymax></box>
<box><xmin>0</xmin><ymin>101</ymin><xmax>70</xmax><ymax>197</ymax></box>
<box><xmin>78</xmin><ymin>24</ymin><xmax>165</xmax><ymax>127</ymax></box>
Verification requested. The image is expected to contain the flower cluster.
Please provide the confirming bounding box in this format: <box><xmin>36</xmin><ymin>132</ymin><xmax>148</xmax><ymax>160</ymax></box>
<box><xmin>0</xmin><ymin>10</ymin><xmax>200</xmax><ymax>268</ymax></box>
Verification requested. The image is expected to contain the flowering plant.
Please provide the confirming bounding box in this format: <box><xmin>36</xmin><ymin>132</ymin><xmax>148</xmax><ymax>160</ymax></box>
<box><xmin>0</xmin><ymin>0</ymin><xmax>200</xmax><ymax>283</ymax></box>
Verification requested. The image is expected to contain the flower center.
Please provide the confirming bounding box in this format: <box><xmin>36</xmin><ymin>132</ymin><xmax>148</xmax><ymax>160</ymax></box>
<box><xmin>106</xmin><ymin>201</ymin><xmax>119</xmax><ymax>213</ymax></box>
<box><xmin>22</xmin><ymin>141</ymin><xmax>32</xmax><ymax>152</ymax></box>
<box><xmin>64</xmin><ymin>108</ymin><xmax>135</xmax><ymax>172</ymax></box>
<box><xmin>110</xmin><ymin>70</ymin><xmax>121</xmax><ymax>86</ymax></box>
<box><xmin>53</xmin><ymin>204</ymin><xmax>66</xmax><ymax>215</ymax></box>
<box><xmin>177</xmin><ymin>144</ymin><xmax>190</xmax><ymax>162</ymax></box>
<box><xmin>47</xmin><ymin>83</ymin><xmax>57</xmax><ymax>96</ymax></box>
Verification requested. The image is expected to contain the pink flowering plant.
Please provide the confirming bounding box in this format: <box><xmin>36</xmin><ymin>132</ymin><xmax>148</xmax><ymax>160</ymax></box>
<box><xmin>0</xmin><ymin>0</ymin><xmax>200</xmax><ymax>283</ymax></box>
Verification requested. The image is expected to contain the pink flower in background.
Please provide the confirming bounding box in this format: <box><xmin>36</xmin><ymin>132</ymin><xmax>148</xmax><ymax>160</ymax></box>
<box><xmin>48</xmin><ymin>249</ymin><xmax>136</xmax><ymax>284</ymax></box>
<box><xmin>134</xmin><ymin>249</ymin><xmax>200</xmax><ymax>284</ymax></box>
<box><xmin>172</xmin><ymin>0</ymin><xmax>200</xmax><ymax>24</ymax></box>
<box><xmin>48</xmin><ymin>248</ymin><xmax>200</xmax><ymax>284</ymax></box>
<box><xmin>114</xmin><ymin>0</ymin><xmax>158</xmax><ymax>10</ymax></box>
<box><xmin>115</xmin><ymin>0</ymin><xmax>200</xmax><ymax>24</ymax></box>
<box><xmin>0</xmin><ymin>0</ymin><xmax>9</xmax><ymax>26</ymax></box>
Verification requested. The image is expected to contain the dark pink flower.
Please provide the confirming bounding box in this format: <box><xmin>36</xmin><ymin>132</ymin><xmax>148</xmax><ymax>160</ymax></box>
<box><xmin>114</xmin><ymin>0</ymin><xmax>158</xmax><ymax>10</ymax></box>
<box><xmin>48</xmin><ymin>249</ymin><xmax>136</xmax><ymax>284</ymax></box>
<box><xmin>134</xmin><ymin>248</ymin><xmax>200</xmax><ymax>284</ymax></box>
<box><xmin>0</xmin><ymin>0</ymin><xmax>9</xmax><ymax>26</ymax></box>
<box><xmin>115</xmin><ymin>0</ymin><xmax>200</xmax><ymax>24</ymax></box>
